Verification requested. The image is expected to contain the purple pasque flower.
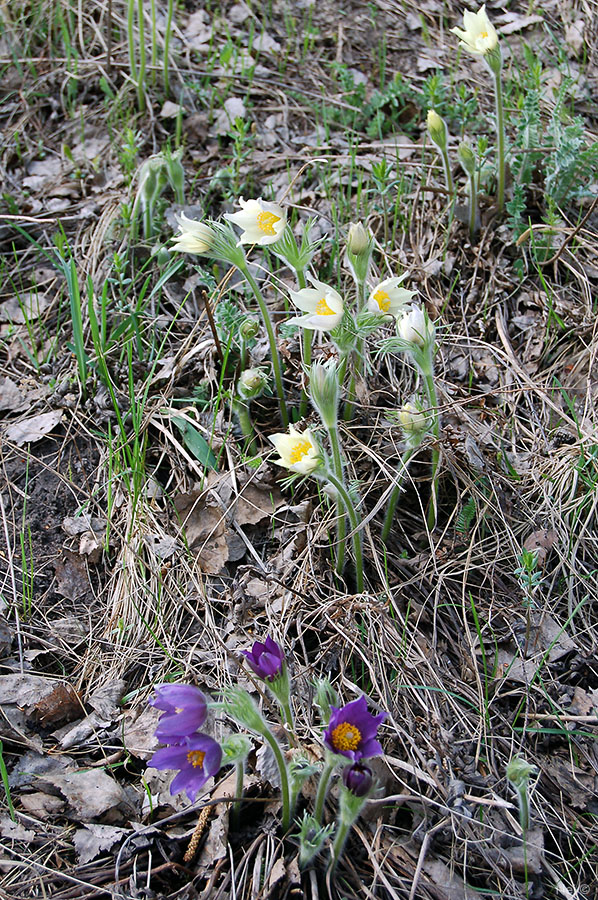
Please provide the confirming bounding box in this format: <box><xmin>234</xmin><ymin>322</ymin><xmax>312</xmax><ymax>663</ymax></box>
<box><xmin>342</xmin><ymin>761</ymin><xmax>374</xmax><ymax>797</ymax></box>
<box><xmin>243</xmin><ymin>636</ymin><xmax>285</xmax><ymax>682</ymax></box>
<box><xmin>150</xmin><ymin>683</ymin><xmax>208</xmax><ymax>740</ymax></box>
<box><xmin>323</xmin><ymin>696</ymin><xmax>386</xmax><ymax>761</ymax></box>
<box><xmin>150</xmin><ymin>733</ymin><xmax>222</xmax><ymax>802</ymax></box>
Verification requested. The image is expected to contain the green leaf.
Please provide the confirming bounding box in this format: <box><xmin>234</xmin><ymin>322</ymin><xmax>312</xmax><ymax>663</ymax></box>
<box><xmin>172</xmin><ymin>417</ymin><xmax>217</xmax><ymax>470</ymax></box>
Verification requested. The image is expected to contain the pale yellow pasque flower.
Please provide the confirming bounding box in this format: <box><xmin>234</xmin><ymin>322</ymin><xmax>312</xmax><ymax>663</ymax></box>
<box><xmin>224</xmin><ymin>197</ymin><xmax>286</xmax><ymax>245</ymax></box>
<box><xmin>171</xmin><ymin>212</ymin><xmax>215</xmax><ymax>253</ymax></box>
<box><xmin>451</xmin><ymin>5</ymin><xmax>498</xmax><ymax>56</ymax></box>
<box><xmin>269</xmin><ymin>425</ymin><xmax>321</xmax><ymax>475</ymax></box>
<box><xmin>427</xmin><ymin>110</ymin><xmax>448</xmax><ymax>151</ymax></box>
<box><xmin>367</xmin><ymin>276</ymin><xmax>417</xmax><ymax>318</ymax></box>
<box><xmin>398</xmin><ymin>402</ymin><xmax>428</xmax><ymax>435</ymax></box>
<box><xmin>397</xmin><ymin>304</ymin><xmax>435</xmax><ymax>348</ymax></box>
<box><xmin>288</xmin><ymin>275</ymin><xmax>344</xmax><ymax>331</ymax></box>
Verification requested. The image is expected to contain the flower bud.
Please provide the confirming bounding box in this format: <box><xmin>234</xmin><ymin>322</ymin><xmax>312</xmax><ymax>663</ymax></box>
<box><xmin>221</xmin><ymin>734</ymin><xmax>253</xmax><ymax>765</ymax></box>
<box><xmin>219</xmin><ymin>686</ymin><xmax>269</xmax><ymax>735</ymax></box>
<box><xmin>397</xmin><ymin>305</ymin><xmax>435</xmax><ymax>349</ymax></box>
<box><xmin>458</xmin><ymin>141</ymin><xmax>476</xmax><ymax>178</ymax></box>
<box><xmin>239</xmin><ymin>317</ymin><xmax>260</xmax><ymax>340</ymax></box>
<box><xmin>427</xmin><ymin>110</ymin><xmax>448</xmax><ymax>153</ymax></box>
<box><xmin>313</xmin><ymin>677</ymin><xmax>338</xmax><ymax>725</ymax></box>
<box><xmin>506</xmin><ymin>756</ymin><xmax>537</xmax><ymax>791</ymax></box>
<box><xmin>164</xmin><ymin>149</ymin><xmax>185</xmax><ymax>204</ymax></box>
<box><xmin>342</xmin><ymin>762</ymin><xmax>373</xmax><ymax>798</ymax></box>
<box><xmin>237</xmin><ymin>367</ymin><xmax>268</xmax><ymax>400</ymax></box>
<box><xmin>347</xmin><ymin>222</ymin><xmax>369</xmax><ymax>255</ymax></box>
<box><xmin>397</xmin><ymin>402</ymin><xmax>428</xmax><ymax>436</ymax></box>
<box><xmin>297</xmin><ymin>812</ymin><xmax>335</xmax><ymax>869</ymax></box>
<box><xmin>309</xmin><ymin>358</ymin><xmax>340</xmax><ymax>430</ymax></box>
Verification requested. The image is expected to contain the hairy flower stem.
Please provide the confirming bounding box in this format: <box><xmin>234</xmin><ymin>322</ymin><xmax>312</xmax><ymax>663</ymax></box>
<box><xmin>327</xmin><ymin>426</ymin><xmax>347</xmax><ymax>579</ymax></box>
<box><xmin>493</xmin><ymin>70</ymin><xmax>506</xmax><ymax>213</ymax></box>
<box><xmin>422</xmin><ymin>357</ymin><xmax>440</xmax><ymax>530</ymax></box>
<box><xmin>163</xmin><ymin>0</ymin><xmax>174</xmax><ymax>95</ymax></box>
<box><xmin>330</xmin><ymin>819</ymin><xmax>350</xmax><ymax>871</ymax></box>
<box><xmin>295</xmin><ymin>269</ymin><xmax>314</xmax><ymax>420</ymax></box>
<box><xmin>239</xmin><ymin>264</ymin><xmax>289</xmax><ymax>427</ymax></box>
<box><xmin>231</xmin><ymin>761</ymin><xmax>244</xmax><ymax>833</ymax></box>
<box><xmin>343</xmin><ymin>280</ymin><xmax>367</xmax><ymax>421</ymax></box>
<box><xmin>261</xmin><ymin>725</ymin><xmax>292</xmax><ymax>832</ymax></box>
<box><xmin>235</xmin><ymin>401</ymin><xmax>256</xmax><ymax>456</ymax></box>
<box><xmin>468</xmin><ymin>171</ymin><xmax>478</xmax><ymax>241</ymax></box>
<box><xmin>127</xmin><ymin>0</ymin><xmax>137</xmax><ymax>81</ymax></box>
<box><xmin>381</xmin><ymin>447</ymin><xmax>416</xmax><ymax>543</ymax></box>
<box><xmin>441</xmin><ymin>148</ymin><xmax>454</xmax><ymax>197</ymax></box>
<box><xmin>313</xmin><ymin>756</ymin><xmax>337</xmax><ymax>824</ymax></box>
<box><xmin>325</xmin><ymin>470</ymin><xmax>364</xmax><ymax>593</ymax></box>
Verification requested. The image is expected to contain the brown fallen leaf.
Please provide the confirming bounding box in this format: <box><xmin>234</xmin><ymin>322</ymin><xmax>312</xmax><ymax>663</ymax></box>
<box><xmin>523</xmin><ymin>528</ymin><xmax>557</xmax><ymax>568</ymax></box>
<box><xmin>0</xmin><ymin>673</ymin><xmax>81</xmax><ymax>729</ymax></box>
<box><xmin>5</xmin><ymin>410</ymin><xmax>63</xmax><ymax>446</ymax></box>
<box><xmin>54</xmin><ymin>552</ymin><xmax>91</xmax><ymax>601</ymax></box>
<box><xmin>73</xmin><ymin>824</ymin><xmax>129</xmax><ymax>864</ymax></box>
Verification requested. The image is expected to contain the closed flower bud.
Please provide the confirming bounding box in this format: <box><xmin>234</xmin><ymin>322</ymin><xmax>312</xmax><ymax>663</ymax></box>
<box><xmin>342</xmin><ymin>762</ymin><xmax>374</xmax><ymax>797</ymax></box>
<box><xmin>239</xmin><ymin>317</ymin><xmax>260</xmax><ymax>340</ymax></box>
<box><xmin>427</xmin><ymin>110</ymin><xmax>448</xmax><ymax>153</ymax></box>
<box><xmin>458</xmin><ymin>141</ymin><xmax>476</xmax><ymax>178</ymax></box>
<box><xmin>309</xmin><ymin>358</ymin><xmax>340</xmax><ymax>429</ymax></box>
<box><xmin>347</xmin><ymin>222</ymin><xmax>370</xmax><ymax>255</ymax></box>
<box><xmin>397</xmin><ymin>305</ymin><xmax>435</xmax><ymax>349</ymax></box>
<box><xmin>398</xmin><ymin>402</ymin><xmax>428</xmax><ymax>436</ymax></box>
<box><xmin>237</xmin><ymin>367</ymin><xmax>268</xmax><ymax>400</ymax></box>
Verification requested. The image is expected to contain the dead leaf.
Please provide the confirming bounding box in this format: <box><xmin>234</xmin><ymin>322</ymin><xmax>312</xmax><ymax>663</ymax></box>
<box><xmin>0</xmin><ymin>817</ymin><xmax>35</xmax><ymax>841</ymax></box>
<box><xmin>73</xmin><ymin>824</ymin><xmax>128</xmax><ymax>864</ymax></box>
<box><xmin>496</xmin><ymin>12</ymin><xmax>544</xmax><ymax>34</ymax></box>
<box><xmin>0</xmin><ymin>674</ymin><xmax>81</xmax><ymax>728</ymax></box>
<box><xmin>523</xmin><ymin>529</ymin><xmax>557</xmax><ymax>567</ymax></box>
<box><xmin>54</xmin><ymin>552</ymin><xmax>91</xmax><ymax>601</ymax></box>
<box><xmin>19</xmin><ymin>792</ymin><xmax>66</xmax><ymax>819</ymax></box>
<box><xmin>494</xmin><ymin>829</ymin><xmax>544</xmax><ymax>875</ymax></box>
<box><xmin>565</xmin><ymin>19</ymin><xmax>585</xmax><ymax>54</ymax></box>
<box><xmin>568</xmin><ymin>686</ymin><xmax>598</xmax><ymax>716</ymax></box>
<box><xmin>213</xmin><ymin>97</ymin><xmax>246</xmax><ymax>136</ymax></box>
<box><xmin>0</xmin><ymin>377</ymin><xmax>27</xmax><ymax>412</ymax></box>
<box><xmin>160</xmin><ymin>101</ymin><xmax>185</xmax><ymax>119</ymax></box>
<box><xmin>40</xmin><ymin>768</ymin><xmax>127</xmax><ymax>820</ymax></box>
<box><xmin>0</xmin><ymin>291</ymin><xmax>52</xmax><ymax>324</ymax></box>
<box><xmin>5</xmin><ymin>410</ymin><xmax>63</xmax><ymax>446</ymax></box>
<box><xmin>122</xmin><ymin>705</ymin><xmax>162</xmax><ymax>760</ymax></box>
<box><xmin>174</xmin><ymin>492</ymin><xmax>235</xmax><ymax>573</ymax></box>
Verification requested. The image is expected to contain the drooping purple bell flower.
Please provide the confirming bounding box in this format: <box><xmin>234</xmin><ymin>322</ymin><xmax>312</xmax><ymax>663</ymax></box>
<box><xmin>243</xmin><ymin>636</ymin><xmax>285</xmax><ymax>682</ymax></box>
<box><xmin>149</xmin><ymin>733</ymin><xmax>222</xmax><ymax>802</ymax></box>
<box><xmin>149</xmin><ymin>683</ymin><xmax>208</xmax><ymax>740</ymax></box>
<box><xmin>323</xmin><ymin>696</ymin><xmax>386</xmax><ymax>761</ymax></box>
<box><xmin>342</xmin><ymin>762</ymin><xmax>374</xmax><ymax>798</ymax></box>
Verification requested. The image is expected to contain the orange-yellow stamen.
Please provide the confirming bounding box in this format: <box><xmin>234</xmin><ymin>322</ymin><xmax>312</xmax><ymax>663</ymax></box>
<box><xmin>480</xmin><ymin>30</ymin><xmax>488</xmax><ymax>38</ymax></box>
<box><xmin>256</xmin><ymin>211</ymin><xmax>281</xmax><ymax>235</ymax></box>
<box><xmin>331</xmin><ymin>721</ymin><xmax>362</xmax><ymax>752</ymax></box>
<box><xmin>187</xmin><ymin>750</ymin><xmax>206</xmax><ymax>768</ymax></box>
<box><xmin>289</xmin><ymin>439</ymin><xmax>312</xmax><ymax>464</ymax></box>
<box><xmin>373</xmin><ymin>289</ymin><xmax>391</xmax><ymax>312</ymax></box>
<box><xmin>315</xmin><ymin>297</ymin><xmax>336</xmax><ymax>316</ymax></box>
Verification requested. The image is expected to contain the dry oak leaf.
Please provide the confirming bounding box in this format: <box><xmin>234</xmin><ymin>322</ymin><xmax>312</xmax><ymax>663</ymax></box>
<box><xmin>5</xmin><ymin>410</ymin><xmax>63</xmax><ymax>446</ymax></box>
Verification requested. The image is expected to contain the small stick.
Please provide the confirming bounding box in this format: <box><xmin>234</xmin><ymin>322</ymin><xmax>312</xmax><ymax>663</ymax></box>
<box><xmin>201</xmin><ymin>289</ymin><xmax>224</xmax><ymax>365</ymax></box>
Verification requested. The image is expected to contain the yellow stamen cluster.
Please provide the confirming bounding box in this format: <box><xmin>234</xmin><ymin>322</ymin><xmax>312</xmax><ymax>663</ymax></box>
<box><xmin>373</xmin><ymin>289</ymin><xmax>391</xmax><ymax>313</ymax></box>
<box><xmin>187</xmin><ymin>750</ymin><xmax>206</xmax><ymax>768</ymax></box>
<box><xmin>257</xmin><ymin>211</ymin><xmax>281</xmax><ymax>235</ymax></box>
<box><xmin>331</xmin><ymin>722</ymin><xmax>362</xmax><ymax>752</ymax></box>
<box><xmin>315</xmin><ymin>297</ymin><xmax>336</xmax><ymax>316</ymax></box>
<box><xmin>289</xmin><ymin>439</ymin><xmax>312</xmax><ymax>464</ymax></box>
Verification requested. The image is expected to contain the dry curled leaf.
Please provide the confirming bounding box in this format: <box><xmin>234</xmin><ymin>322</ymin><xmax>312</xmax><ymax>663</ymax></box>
<box><xmin>5</xmin><ymin>410</ymin><xmax>63</xmax><ymax>446</ymax></box>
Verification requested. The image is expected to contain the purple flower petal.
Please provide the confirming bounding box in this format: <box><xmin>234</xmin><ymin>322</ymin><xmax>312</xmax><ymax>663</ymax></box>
<box><xmin>151</xmin><ymin>734</ymin><xmax>222</xmax><ymax>803</ymax></box>
<box><xmin>149</xmin><ymin>683</ymin><xmax>207</xmax><ymax>739</ymax></box>
<box><xmin>323</xmin><ymin>696</ymin><xmax>386</xmax><ymax>760</ymax></box>
<box><xmin>243</xmin><ymin>636</ymin><xmax>285</xmax><ymax>682</ymax></box>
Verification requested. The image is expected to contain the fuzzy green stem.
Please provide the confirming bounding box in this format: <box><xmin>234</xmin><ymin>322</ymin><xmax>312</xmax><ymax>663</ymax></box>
<box><xmin>261</xmin><ymin>725</ymin><xmax>291</xmax><ymax>832</ymax></box>
<box><xmin>236</xmin><ymin>401</ymin><xmax>256</xmax><ymax>455</ymax></box>
<box><xmin>440</xmin><ymin>147</ymin><xmax>454</xmax><ymax>197</ymax></box>
<box><xmin>468</xmin><ymin>172</ymin><xmax>478</xmax><ymax>241</ymax></box>
<box><xmin>381</xmin><ymin>446</ymin><xmax>416</xmax><ymax>543</ymax></box>
<box><xmin>422</xmin><ymin>356</ymin><xmax>440</xmax><ymax>530</ymax></box>
<box><xmin>231</xmin><ymin>760</ymin><xmax>244</xmax><ymax>833</ymax></box>
<box><xmin>328</xmin><ymin>426</ymin><xmax>347</xmax><ymax>578</ymax></box>
<box><xmin>149</xmin><ymin>0</ymin><xmax>157</xmax><ymax>76</ymax></box>
<box><xmin>493</xmin><ymin>70</ymin><xmax>505</xmax><ymax>213</ymax></box>
<box><xmin>325</xmin><ymin>470</ymin><xmax>364</xmax><ymax>593</ymax></box>
<box><xmin>239</xmin><ymin>264</ymin><xmax>289</xmax><ymax>427</ymax></box>
<box><xmin>136</xmin><ymin>0</ymin><xmax>146</xmax><ymax>111</ymax></box>
<box><xmin>280</xmin><ymin>699</ymin><xmax>296</xmax><ymax>744</ymax></box>
<box><xmin>330</xmin><ymin>819</ymin><xmax>351</xmax><ymax>872</ymax></box>
<box><xmin>295</xmin><ymin>268</ymin><xmax>313</xmax><ymax>420</ymax></box>
<box><xmin>163</xmin><ymin>0</ymin><xmax>174</xmax><ymax>95</ymax></box>
<box><xmin>314</xmin><ymin>756</ymin><xmax>337</xmax><ymax>824</ymax></box>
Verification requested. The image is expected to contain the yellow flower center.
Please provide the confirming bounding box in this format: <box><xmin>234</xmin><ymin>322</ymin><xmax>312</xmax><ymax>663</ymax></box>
<box><xmin>479</xmin><ymin>30</ymin><xmax>488</xmax><ymax>38</ymax></box>
<box><xmin>187</xmin><ymin>750</ymin><xmax>206</xmax><ymax>768</ymax></box>
<box><xmin>175</xmin><ymin>706</ymin><xmax>184</xmax><ymax>713</ymax></box>
<box><xmin>289</xmin><ymin>439</ymin><xmax>312</xmax><ymax>464</ymax></box>
<box><xmin>373</xmin><ymin>289</ymin><xmax>391</xmax><ymax>313</ymax></box>
<box><xmin>256</xmin><ymin>211</ymin><xmax>281</xmax><ymax>235</ymax></box>
<box><xmin>315</xmin><ymin>297</ymin><xmax>336</xmax><ymax>316</ymax></box>
<box><xmin>331</xmin><ymin>721</ymin><xmax>362</xmax><ymax>752</ymax></box>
